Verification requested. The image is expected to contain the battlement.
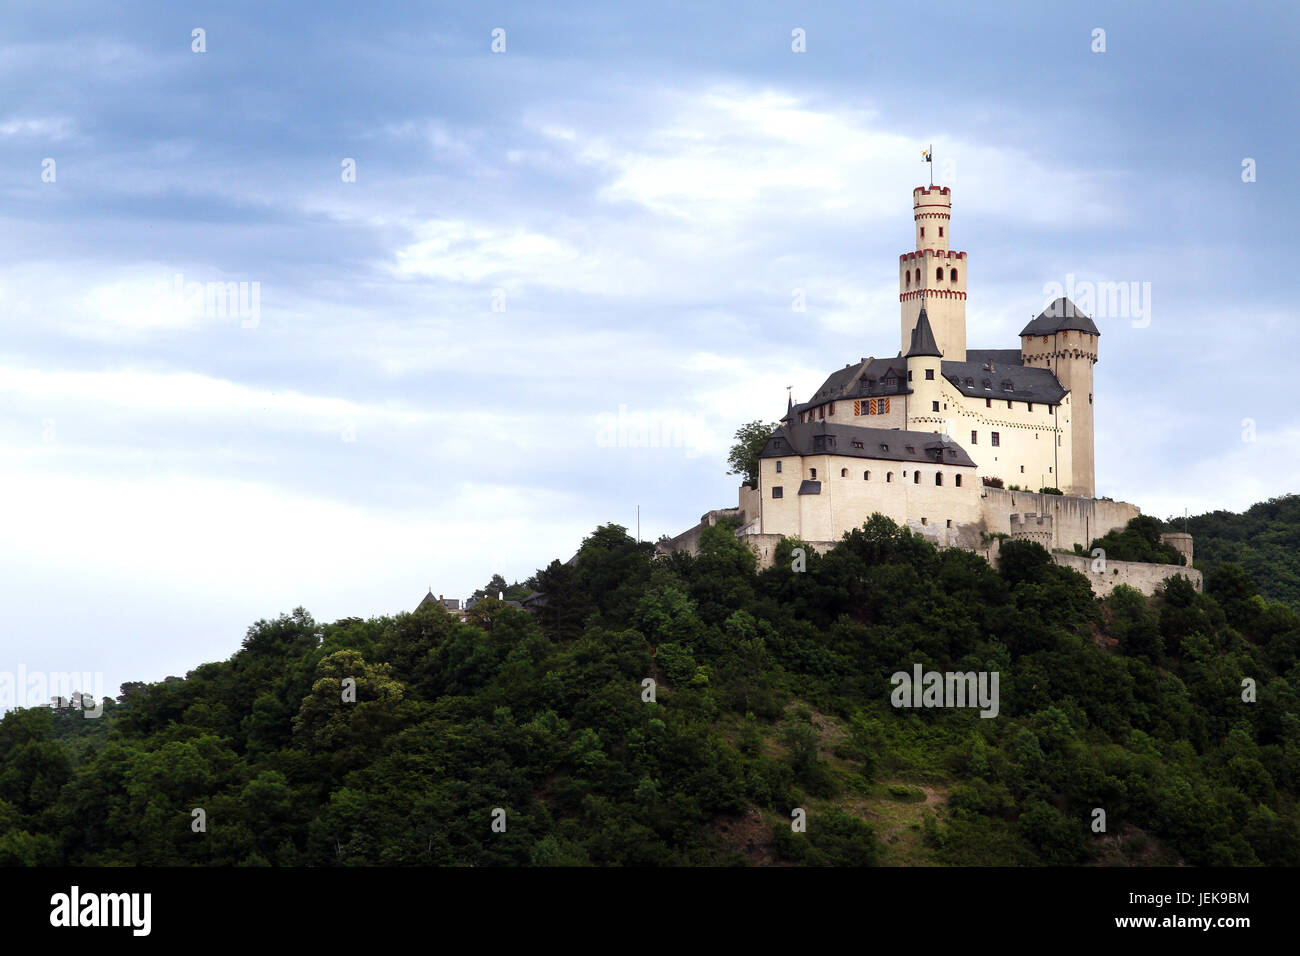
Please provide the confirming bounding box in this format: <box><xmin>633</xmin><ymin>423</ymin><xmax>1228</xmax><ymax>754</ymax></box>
<box><xmin>913</xmin><ymin>185</ymin><xmax>951</xmax><ymax>197</ymax></box>
<box><xmin>899</xmin><ymin>250</ymin><xmax>967</xmax><ymax>261</ymax></box>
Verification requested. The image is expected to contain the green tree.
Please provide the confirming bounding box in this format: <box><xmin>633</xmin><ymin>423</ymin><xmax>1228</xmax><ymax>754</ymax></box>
<box><xmin>726</xmin><ymin>420</ymin><xmax>777</xmax><ymax>488</ymax></box>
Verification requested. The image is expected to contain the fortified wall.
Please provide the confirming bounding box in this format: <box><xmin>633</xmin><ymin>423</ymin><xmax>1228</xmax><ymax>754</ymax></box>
<box><xmin>980</xmin><ymin>486</ymin><xmax>1139</xmax><ymax>552</ymax></box>
<box><xmin>658</xmin><ymin>485</ymin><xmax>1190</xmax><ymax>599</ymax></box>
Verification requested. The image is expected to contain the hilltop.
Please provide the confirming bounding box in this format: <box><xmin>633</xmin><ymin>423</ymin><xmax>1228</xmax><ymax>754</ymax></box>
<box><xmin>1</xmin><ymin>514</ymin><xmax>1297</xmax><ymax>866</ymax></box>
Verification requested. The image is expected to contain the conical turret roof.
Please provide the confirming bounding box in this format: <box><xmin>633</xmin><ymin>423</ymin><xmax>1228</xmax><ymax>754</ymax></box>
<box><xmin>906</xmin><ymin>307</ymin><xmax>942</xmax><ymax>358</ymax></box>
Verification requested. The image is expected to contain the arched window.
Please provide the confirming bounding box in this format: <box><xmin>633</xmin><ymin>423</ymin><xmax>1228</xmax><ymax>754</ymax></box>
<box><xmin>935</xmin><ymin>473</ymin><xmax>943</xmax><ymax>486</ymax></box>
<box><xmin>864</xmin><ymin>471</ymin><xmax>870</xmax><ymax>480</ymax></box>
<box><xmin>886</xmin><ymin>472</ymin><xmax>893</xmax><ymax>483</ymax></box>
<box><xmin>840</xmin><ymin>468</ymin><xmax>848</xmax><ymax>477</ymax></box>
<box><xmin>914</xmin><ymin>470</ymin><xmax>921</xmax><ymax>484</ymax></box>
<box><xmin>905</xmin><ymin>272</ymin><xmax>910</xmax><ymax>287</ymax></box>
<box><xmin>936</xmin><ymin>267</ymin><xmax>943</xmax><ymax>281</ymax></box>
<box><xmin>950</xmin><ymin>268</ymin><xmax>958</xmax><ymax>281</ymax></box>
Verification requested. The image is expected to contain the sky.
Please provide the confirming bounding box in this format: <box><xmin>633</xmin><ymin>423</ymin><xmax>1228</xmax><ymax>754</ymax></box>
<box><xmin>1</xmin><ymin>0</ymin><xmax>1298</xmax><ymax>703</ymax></box>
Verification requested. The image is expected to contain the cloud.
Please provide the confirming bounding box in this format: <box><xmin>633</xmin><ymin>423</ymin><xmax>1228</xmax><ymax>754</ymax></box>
<box><xmin>0</xmin><ymin>116</ymin><xmax>75</xmax><ymax>140</ymax></box>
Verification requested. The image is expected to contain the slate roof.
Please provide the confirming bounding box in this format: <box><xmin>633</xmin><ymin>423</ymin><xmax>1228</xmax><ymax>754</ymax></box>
<box><xmin>964</xmin><ymin>348</ymin><xmax>1022</xmax><ymax>368</ymax></box>
<box><xmin>785</xmin><ymin>356</ymin><xmax>911</xmax><ymax>421</ymax></box>
<box><xmin>1020</xmin><ymin>297</ymin><xmax>1100</xmax><ymax>336</ymax></box>
<box><xmin>941</xmin><ymin>359</ymin><xmax>1067</xmax><ymax>404</ymax></box>
<box><xmin>797</xmin><ymin>480</ymin><xmax>822</xmax><ymax>495</ymax></box>
<box><xmin>760</xmin><ymin>420</ymin><xmax>977</xmax><ymax>467</ymax></box>
<box><xmin>905</xmin><ymin>307</ymin><xmax>942</xmax><ymax>358</ymax></box>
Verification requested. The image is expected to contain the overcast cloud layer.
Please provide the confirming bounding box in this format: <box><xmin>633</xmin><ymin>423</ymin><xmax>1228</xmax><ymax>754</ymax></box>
<box><xmin>2</xmin><ymin>0</ymin><xmax>1297</xmax><ymax>700</ymax></box>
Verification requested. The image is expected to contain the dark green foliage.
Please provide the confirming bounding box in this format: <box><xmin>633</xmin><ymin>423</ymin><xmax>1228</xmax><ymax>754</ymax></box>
<box><xmin>726</xmin><ymin>420</ymin><xmax>778</xmax><ymax>489</ymax></box>
<box><xmin>1182</xmin><ymin>495</ymin><xmax>1300</xmax><ymax>610</ymax></box>
<box><xmin>3</xmin><ymin>512</ymin><xmax>1297</xmax><ymax>867</ymax></box>
<box><xmin>1085</xmin><ymin>516</ymin><xmax>1183</xmax><ymax>564</ymax></box>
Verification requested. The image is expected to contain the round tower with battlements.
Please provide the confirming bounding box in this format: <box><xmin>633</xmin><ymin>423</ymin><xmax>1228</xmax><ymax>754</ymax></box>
<box><xmin>1020</xmin><ymin>297</ymin><xmax>1100</xmax><ymax>497</ymax></box>
<box><xmin>900</xmin><ymin>186</ymin><xmax>966</xmax><ymax>362</ymax></box>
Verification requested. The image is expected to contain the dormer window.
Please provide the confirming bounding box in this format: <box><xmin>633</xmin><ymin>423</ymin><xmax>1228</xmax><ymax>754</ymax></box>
<box><xmin>1002</xmin><ymin>380</ymin><xmax>1013</xmax><ymax>392</ymax></box>
<box><xmin>852</xmin><ymin>440</ymin><xmax>863</xmax><ymax>449</ymax></box>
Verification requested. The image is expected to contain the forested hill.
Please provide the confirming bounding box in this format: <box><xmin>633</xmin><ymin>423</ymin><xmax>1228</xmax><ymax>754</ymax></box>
<box><xmin>2</xmin><ymin>516</ymin><xmax>1298</xmax><ymax>867</ymax></box>
<box><xmin>1179</xmin><ymin>494</ymin><xmax>1300</xmax><ymax>611</ymax></box>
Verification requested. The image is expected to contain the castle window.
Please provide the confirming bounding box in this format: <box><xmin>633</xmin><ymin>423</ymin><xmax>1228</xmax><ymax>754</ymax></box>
<box><xmin>1027</xmin><ymin>403</ymin><xmax>1034</xmax><ymax>412</ymax></box>
<box><xmin>955</xmin><ymin>475</ymin><xmax>962</xmax><ymax>487</ymax></box>
<box><xmin>1007</xmin><ymin>400</ymin><xmax>1013</xmax><ymax>409</ymax></box>
<box><xmin>772</xmin><ymin>486</ymin><xmax>783</xmax><ymax>498</ymax></box>
<box><xmin>818</xmin><ymin>406</ymin><xmax>825</xmax><ymax>419</ymax></box>
<box><xmin>1089</xmin><ymin>393</ymin><xmax>1093</xmax><ymax>404</ymax></box>
<box><xmin>932</xmin><ymin>401</ymin><xmax>939</xmax><ymax>412</ymax></box>
<box><xmin>970</xmin><ymin>430</ymin><xmax>977</xmax><ymax>444</ymax></box>
<box><xmin>840</xmin><ymin>468</ymin><xmax>848</xmax><ymax>477</ymax></box>
<box><xmin>864</xmin><ymin>471</ymin><xmax>870</xmax><ymax>480</ymax></box>
<box><xmin>985</xmin><ymin>398</ymin><xmax>991</xmax><ymax>408</ymax></box>
<box><xmin>852</xmin><ymin>440</ymin><xmax>863</xmax><ymax>449</ymax></box>
<box><xmin>905</xmin><ymin>272</ymin><xmax>911</xmax><ymax>287</ymax></box>
<box><xmin>886</xmin><ymin>472</ymin><xmax>893</xmax><ymax>482</ymax></box>
<box><xmin>921</xmin><ymin>227</ymin><xmax>925</xmax><ymax>237</ymax></box>
<box><xmin>829</xmin><ymin>403</ymin><xmax>835</xmax><ymax>415</ymax></box>
<box><xmin>991</xmin><ymin>432</ymin><xmax>1000</xmax><ymax>446</ymax></box>
<box><xmin>950</xmin><ymin>268</ymin><xmax>958</xmax><ymax>281</ymax></box>
<box><xmin>908</xmin><ymin>370</ymin><xmax>913</xmax><ymax>381</ymax></box>
<box><xmin>935</xmin><ymin>473</ymin><xmax>943</xmax><ymax>486</ymax></box>
<box><xmin>925</xmin><ymin>368</ymin><xmax>935</xmax><ymax>380</ymax></box>
<box><xmin>1002</xmin><ymin>381</ymin><xmax>1013</xmax><ymax>392</ymax></box>
<box><xmin>1020</xmin><ymin>465</ymin><xmax>1025</xmax><ymax>473</ymax></box>
<box><xmin>810</xmin><ymin>468</ymin><xmax>817</xmax><ymax>479</ymax></box>
<box><xmin>938</xmin><ymin>226</ymin><xmax>944</xmax><ymax>237</ymax></box>
<box><xmin>946</xmin><ymin>518</ymin><xmax>953</xmax><ymax>527</ymax></box>
<box><xmin>921</xmin><ymin>517</ymin><xmax>927</xmax><ymax>525</ymax></box>
<box><xmin>775</xmin><ymin>460</ymin><xmax>782</xmax><ymax>473</ymax></box>
<box><xmin>914</xmin><ymin>470</ymin><xmax>921</xmax><ymax>484</ymax></box>
<box><xmin>936</xmin><ymin>267</ymin><xmax>944</xmax><ymax>280</ymax></box>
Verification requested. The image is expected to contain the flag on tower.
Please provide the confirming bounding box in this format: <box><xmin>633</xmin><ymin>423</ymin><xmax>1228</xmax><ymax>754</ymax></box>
<box><xmin>921</xmin><ymin>146</ymin><xmax>932</xmax><ymax>163</ymax></box>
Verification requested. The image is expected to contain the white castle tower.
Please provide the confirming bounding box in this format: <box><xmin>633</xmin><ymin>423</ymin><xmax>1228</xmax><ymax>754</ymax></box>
<box><xmin>899</xmin><ymin>186</ymin><xmax>967</xmax><ymax>361</ymax></box>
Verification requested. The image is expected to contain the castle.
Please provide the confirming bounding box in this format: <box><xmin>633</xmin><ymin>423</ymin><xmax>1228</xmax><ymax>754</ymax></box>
<box><xmin>662</xmin><ymin>183</ymin><xmax>1198</xmax><ymax>596</ymax></box>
